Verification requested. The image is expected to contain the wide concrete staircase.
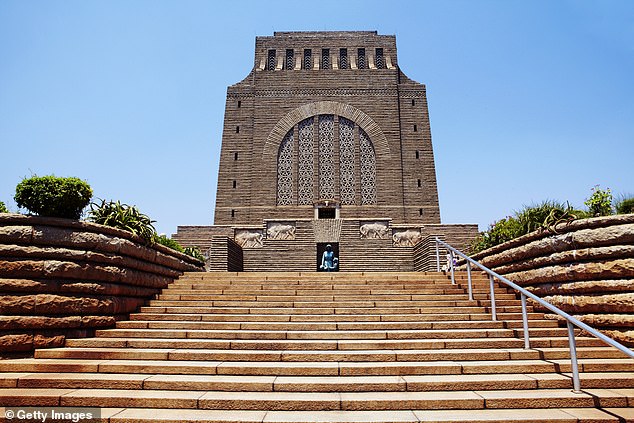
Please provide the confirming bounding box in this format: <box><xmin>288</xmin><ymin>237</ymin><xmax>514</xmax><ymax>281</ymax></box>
<box><xmin>1</xmin><ymin>271</ymin><xmax>633</xmax><ymax>422</ymax></box>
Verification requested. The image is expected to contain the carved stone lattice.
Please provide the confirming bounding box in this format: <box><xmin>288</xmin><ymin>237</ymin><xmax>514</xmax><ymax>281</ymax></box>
<box><xmin>277</xmin><ymin>130</ymin><xmax>294</xmax><ymax>205</ymax></box>
<box><xmin>298</xmin><ymin>118</ymin><xmax>314</xmax><ymax>205</ymax></box>
<box><xmin>319</xmin><ymin>115</ymin><xmax>335</xmax><ymax>200</ymax></box>
<box><xmin>360</xmin><ymin>130</ymin><xmax>377</xmax><ymax>204</ymax></box>
<box><xmin>339</xmin><ymin>117</ymin><xmax>355</xmax><ymax>205</ymax></box>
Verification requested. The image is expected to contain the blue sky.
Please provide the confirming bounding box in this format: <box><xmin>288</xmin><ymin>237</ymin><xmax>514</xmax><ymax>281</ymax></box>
<box><xmin>1</xmin><ymin>0</ymin><xmax>632</xmax><ymax>235</ymax></box>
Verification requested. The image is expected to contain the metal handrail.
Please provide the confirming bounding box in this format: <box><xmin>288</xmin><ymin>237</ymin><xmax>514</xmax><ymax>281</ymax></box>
<box><xmin>434</xmin><ymin>237</ymin><xmax>634</xmax><ymax>393</ymax></box>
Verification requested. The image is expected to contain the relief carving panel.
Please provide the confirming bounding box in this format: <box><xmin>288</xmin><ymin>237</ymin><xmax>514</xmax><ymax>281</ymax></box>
<box><xmin>267</xmin><ymin>222</ymin><xmax>296</xmax><ymax>240</ymax></box>
<box><xmin>392</xmin><ymin>229</ymin><xmax>422</xmax><ymax>247</ymax></box>
<box><xmin>234</xmin><ymin>229</ymin><xmax>264</xmax><ymax>248</ymax></box>
<box><xmin>359</xmin><ymin>221</ymin><xmax>390</xmax><ymax>239</ymax></box>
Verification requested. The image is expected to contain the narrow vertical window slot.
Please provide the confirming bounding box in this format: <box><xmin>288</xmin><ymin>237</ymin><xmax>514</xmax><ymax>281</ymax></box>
<box><xmin>285</xmin><ymin>49</ymin><xmax>294</xmax><ymax>70</ymax></box>
<box><xmin>267</xmin><ymin>49</ymin><xmax>276</xmax><ymax>71</ymax></box>
<box><xmin>375</xmin><ymin>48</ymin><xmax>384</xmax><ymax>69</ymax></box>
<box><xmin>303</xmin><ymin>49</ymin><xmax>312</xmax><ymax>69</ymax></box>
<box><xmin>357</xmin><ymin>48</ymin><xmax>366</xmax><ymax>69</ymax></box>
<box><xmin>339</xmin><ymin>48</ymin><xmax>348</xmax><ymax>69</ymax></box>
<box><xmin>321</xmin><ymin>48</ymin><xmax>330</xmax><ymax>69</ymax></box>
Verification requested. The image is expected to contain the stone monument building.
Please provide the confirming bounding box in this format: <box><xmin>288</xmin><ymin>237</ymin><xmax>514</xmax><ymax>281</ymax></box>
<box><xmin>174</xmin><ymin>31</ymin><xmax>477</xmax><ymax>271</ymax></box>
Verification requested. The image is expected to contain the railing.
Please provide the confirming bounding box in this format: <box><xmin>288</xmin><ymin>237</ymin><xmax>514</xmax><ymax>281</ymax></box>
<box><xmin>434</xmin><ymin>237</ymin><xmax>634</xmax><ymax>393</ymax></box>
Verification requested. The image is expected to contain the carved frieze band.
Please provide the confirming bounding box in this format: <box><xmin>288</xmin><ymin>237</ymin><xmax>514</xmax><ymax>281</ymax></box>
<box><xmin>227</xmin><ymin>89</ymin><xmax>425</xmax><ymax>99</ymax></box>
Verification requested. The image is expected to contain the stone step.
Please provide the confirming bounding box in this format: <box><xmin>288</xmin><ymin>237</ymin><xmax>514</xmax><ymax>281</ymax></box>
<box><xmin>116</xmin><ymin>320</ymin><xmax>509</xmax><ymax>330</ymax></box>
<box><xmin>165</xmin><ymin>286</ymin><xmax>509</xmax><ymax>295</ymax></box>
<box><xmin>146</xmin><ymin>300</ymin><xmax>523</xmax><ymax>308</ymax></box>
<box><xmin>3</xmin><ymin>372</ymin><xmax>634</xmax><ymax>391</ymax></box>
<box><xmin>33</xmin><ymin>343</ymin><xmax>623</xmax><ymax>362</ymax></box>
<box><xmin>115</xmin><ymin>320</ymin><xmax>560</xmax><ymax>331</ymax></box>
<box><xmin>135</xmin><ymin>306</ymin><xmax>530</xmax><ymax>315</ymax></box>
<box><xmin>1</xmin><ymin>387</ymin><xmax>631</xmax><ymax>410</ymax></box>
<box><xmin>3</xmin><ymin>351</ymin><xmax>629</xmax><ymax>375</ymax></box>
<box><xmin>63</xmin><ymin>336</ymin><xmax>615</xmax><ymax>354</ymax></box>
<box><xmin>171</xmin><ymin>289</ymin><xmax>513</xmax><ymax>298</ymax></box>
<box><xmin>93</xmin><ymin>327</ymin><xmax>573</xmax><ymax>341</ymax></box>
<box><xmin>134</xmin><ymin>309</ymin><xmax>547</xmax><ymax>321</ymax></box>
<box><xmin>2</xmin><ymin>407</ymin><xmax>624</xmax><ymax>423</ymax></box>
<box><xmin>127</xmin><ymin>313</ymin><xmax>556</xmax><ymax>327</ymax></box>
<box><xmin>156</xmin><ymin>293</ymin><xmax>519</xmax><ymax>302</ymax></box>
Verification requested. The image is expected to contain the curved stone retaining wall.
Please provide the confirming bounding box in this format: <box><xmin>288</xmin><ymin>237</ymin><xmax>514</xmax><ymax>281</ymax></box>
<box><xmin>469</xmin><ymin>215</ymin><xmax>634</xmax><ymax>345</ymax></box>
<box><xmin>0</xmin><ymin>214</ymin><xmax>203</xmax><ymax>355</ymax></box>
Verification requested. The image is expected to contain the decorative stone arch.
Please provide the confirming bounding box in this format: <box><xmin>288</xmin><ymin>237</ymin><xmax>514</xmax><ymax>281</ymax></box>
<box><xmin>263</xmin><ymin>101</ymin><xmax>390</xmax><ymax>161</ymax></box>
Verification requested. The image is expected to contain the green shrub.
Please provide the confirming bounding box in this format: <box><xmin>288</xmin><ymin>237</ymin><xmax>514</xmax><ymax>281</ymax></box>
<box><xmin>584</xmin><ymin>185</ymin><xmax>613</xmax><ymax>216</ymax></box>
<box><xmin>183</xmin><ymin>246</ymin><xmax>205</xmax><ymax>262</ymax></box>
<box><xmin>0</xmin><ymin>201</ymin><xmax>9</xmax><ymax>213</ymax></box>
<box><xmin>155</xmin><ymin>234</ymin><xmax>204</xmax><ymax>263</ymax></box>
<box><xmin>88</xmin><ymin>199</ymin><xmax>156</xmax><ymax>243</ymax></box>
<box><xmin>470</xmin><ymin>216</ymin><xmax>523</xmax><ymax>254</ymax></box>
<box><xmin>515</xmin><ymin>201</ymin><xmax>569</xmax><ymax>234</ymax></box>
<box><xmin>615</xmin><ymin>195</ymin><xmax>634</xmax><ymax>215</ymax></box>
<box><xmin>155</xmin><ymin>234</ymin><xmax>184</xmax><ymax>252</ymax></box>
<box><xmin>470</xmin><ymin>201</ymin><xmax>578</xmax><ymax>253</ymax></box>
<box><xmin>14</xmin><ymin>175</ymin><xmax>92</xmax><ymax>219</ymax></box>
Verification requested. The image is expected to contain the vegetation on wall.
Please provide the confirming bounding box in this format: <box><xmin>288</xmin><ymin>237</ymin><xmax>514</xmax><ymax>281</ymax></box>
<box><xmin>6</xmin><ymin>176</ymin><xmax>203</xmax><ymax>263</ymax></box>
<box><xmin>155</xmin><ymin>234</ymin><xmax>205</xmax><ymax>262</ymax></box>
<box><xmin>88</xmin><ymin>200</ymin><xmax>157</xmax><ymax>244</ymax></box>
<box><xmin>470</xmin><ymin>186</ymin><xmax>632</xmax><ymax>254</ymax></box>
<box><xmin>155</xmin><ymin>234</ymin><xmax>184</xmax><ymax>252</ymax></box>
<box><xmin>584</xmin><ymin>185</ymin><xmax>613</xmax><ymax>216</ymax></box>
<box><xmin>89</xmin><ymin>201</ymin><xmax>205</xmax><ymax>263</ymax></box>
<box><xmin>615</xmin><ymin>195</ymin><xmax>634</xmax><ymax>215</ymax></box>
<box><xmin>470</xmin><ymin>201</ymin><xmax>575</xmax><ymax>253</ymax></box>
<box><xmin>14</xmin><ymin>175</ymin><xmax>93</xmax><ymax>219</ymax></box>
<box><xmin>183</xmin><ymin>246</ymin><xmax>205</xmax><ymax>262</ymax></box>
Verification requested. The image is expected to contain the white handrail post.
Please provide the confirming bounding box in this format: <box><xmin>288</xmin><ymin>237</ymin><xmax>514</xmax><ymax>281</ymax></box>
<box><xmin>567</xmin><ymin>321</ymin><xmax>582</xmax><ymax>393</ymax></box>
<box><xmin>435</xmin><ymin>239</ymin><xmax>440</xmax><ymax>272</ymax></box>
<box><xmin>466</xmin><ymin>261</ymin><xmax>473</xmax><ymax>301</ymax></box>
<box><xmin>489</xmin><ymin>274</ymin><xmax>497</xmax><ymax>321</ymax></box>
<box><xmin>521</xmin><ymin>293</ymin><xmax>530</xmax><ymax>349</ymax></box>
<box><xmin>450</xmin><ymin>251</ymin><xmax>455</xmax><ymax>285</ymax></box>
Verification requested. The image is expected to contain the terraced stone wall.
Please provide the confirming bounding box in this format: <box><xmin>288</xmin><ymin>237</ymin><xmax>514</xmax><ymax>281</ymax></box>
<box><xmin>0</xmin><ymin>214</ymin><xmax>203</xmax><ymax>355</ymax></box>
<box><xmin>469</xmin><ymin>215</ymin><xmax>634</xmax><ymax>345</ymax></box>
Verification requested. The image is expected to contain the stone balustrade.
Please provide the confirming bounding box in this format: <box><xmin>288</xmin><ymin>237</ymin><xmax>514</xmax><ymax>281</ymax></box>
<box><xmin>469</xmin><ymin>214</ymin><xmax>634</xmax><ymax>345</ymax></box>
<box><xmin>0</xmin><ymin>214</ymin><xmax>203</xmax><ymax>355</ymax></box>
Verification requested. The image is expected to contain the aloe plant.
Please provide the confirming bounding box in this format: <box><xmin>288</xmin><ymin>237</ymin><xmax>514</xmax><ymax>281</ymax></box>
<box><xmin>88</xmin><ymin>199</ymin><xmax>156</xmax><ymax>243</ymax></box>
